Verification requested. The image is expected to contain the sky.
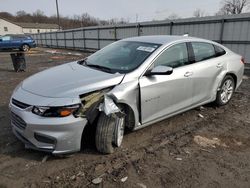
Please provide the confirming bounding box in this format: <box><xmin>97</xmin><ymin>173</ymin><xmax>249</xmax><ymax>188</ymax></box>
<box><xmin>0</xmin><ymin>0</ymin><xmax>222</xmax><ymax>22</ymax></box>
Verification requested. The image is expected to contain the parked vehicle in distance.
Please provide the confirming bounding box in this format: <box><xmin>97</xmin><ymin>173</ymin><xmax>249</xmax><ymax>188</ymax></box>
<box><xmin>0</xmin><ymin>34</ymin><xmax>36</xmax><ymax>51</ymax></box>
<box><xmin>9</xmin><ymin>35</ymin><xmax>245</xmax><ymax>155</ymax></box>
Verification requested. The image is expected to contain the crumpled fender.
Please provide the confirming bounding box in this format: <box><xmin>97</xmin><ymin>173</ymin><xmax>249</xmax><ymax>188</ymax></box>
<box><xmin>98</xmin><ymin>95</ymin><xmax>121</xmax><ymax>115</ymax></box>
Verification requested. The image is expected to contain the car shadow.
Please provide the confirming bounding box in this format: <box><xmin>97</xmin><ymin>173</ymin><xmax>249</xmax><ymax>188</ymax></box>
<box><xmin>0</xmin><ymin>49</ymin><xmax>22</xmax><ymax>53</ymax></box>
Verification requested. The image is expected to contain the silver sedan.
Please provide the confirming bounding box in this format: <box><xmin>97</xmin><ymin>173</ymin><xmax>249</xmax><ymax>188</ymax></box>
<box><xmin>9</xmin><ymin>35</ymin><xmax>245</xmax><ymax>154</ymax></box>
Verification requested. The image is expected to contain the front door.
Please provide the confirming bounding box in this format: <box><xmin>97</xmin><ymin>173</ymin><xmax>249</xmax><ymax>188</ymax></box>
<box><xmin>11</xmin><ymin>36</ymin><xmax>23</xmax><ymax>48</ymax></box>
<box><xmin>139</xmin><ymin>43</ymin><xmax>194</xmax><ymax>124</ymax></box>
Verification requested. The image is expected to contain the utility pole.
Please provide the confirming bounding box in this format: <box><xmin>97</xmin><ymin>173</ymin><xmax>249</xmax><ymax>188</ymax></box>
<box><xmin>56</xmin><ymin>0</ymin><xmax>60</xmax><ymax>30</ymax></box>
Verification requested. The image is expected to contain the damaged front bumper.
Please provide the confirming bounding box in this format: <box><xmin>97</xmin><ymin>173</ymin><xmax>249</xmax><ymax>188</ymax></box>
<box><xmin>9</xmin><ymin>100</ymin><xmax>88</xmax><ymax>155</ymax></box>
<box><xmin>9</xmin><ymin>85</ymin><xmax>123</xmax><ymax>154</ymax></box>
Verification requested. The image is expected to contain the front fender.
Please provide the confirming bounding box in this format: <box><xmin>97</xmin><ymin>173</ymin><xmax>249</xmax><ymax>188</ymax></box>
<box><xmin>107</xmin><ymin>80</ymin><xmax>140</xmax><ymax>129</ymax></box>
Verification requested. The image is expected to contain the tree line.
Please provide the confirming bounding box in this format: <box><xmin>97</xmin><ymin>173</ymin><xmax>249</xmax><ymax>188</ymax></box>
<box><xmin>0</xmin><ymin>10</ymin><xmax>128</xmax><ymax>30</ymax></box>
<box><xmin>192</xmin><ymin>0</ymin><xmax>249</xmax><ymax>18</ymax></box>
<box><xmin>0</xmin><ymin>0</ymin><xmax>249</xmax><ymax>30</ymax></box>
<box><xmin>164</xmin><ymin>0</ymin><xmax>249</xmax><ymax>20</ymax></box>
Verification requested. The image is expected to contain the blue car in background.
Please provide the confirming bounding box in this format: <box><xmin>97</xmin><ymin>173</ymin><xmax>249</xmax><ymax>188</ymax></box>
<box><xmin>0</xmin><ymin>35</ymin><xmax>36</xmax><ymax>51</ymax></box>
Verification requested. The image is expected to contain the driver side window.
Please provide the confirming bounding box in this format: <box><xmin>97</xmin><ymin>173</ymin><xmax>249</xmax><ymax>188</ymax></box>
<box><xmin>154</xmin><ymin>43</ymin><xmax>189</xmax><ymax>68</ymax></box>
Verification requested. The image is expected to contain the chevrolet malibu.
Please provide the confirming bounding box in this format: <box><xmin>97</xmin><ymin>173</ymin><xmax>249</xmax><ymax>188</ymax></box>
<box><xmin>9</xmin><ymin>35</ymin><xmax>245</xmax><ymax>154</ymax></box>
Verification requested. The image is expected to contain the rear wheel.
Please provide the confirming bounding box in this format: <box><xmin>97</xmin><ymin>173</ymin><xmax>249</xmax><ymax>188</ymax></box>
<box><xmin>95</xmin><ymin>112</ymin><xmax>125</xmax><ymax>154</ymax></box>
<box><xmin>21</xmin><ymin>44</ymin><xmax>30</xmax><ymax>52</ymax></box>
<box><xmin>215</xmin><ymin>75</ymin><xmax>235</xmax><ymax>106</ymax></box>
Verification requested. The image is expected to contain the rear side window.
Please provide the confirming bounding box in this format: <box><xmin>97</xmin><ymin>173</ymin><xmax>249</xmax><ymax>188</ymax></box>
<box><xmin>191</xmin><ymin>42</ymin><xmax>215</xmax><ymax>62</ymax></box>
<box><xmin>214</xmin><ymin>45</ymin><xmax>226</xmax><ymax>57</ymax></box>
<box><xmin>1</xmin><ymin>36</ymin><xmax>11</xmax><ymax>41</ymax></box>
<box><xmin>154</xmin><ymin>43</ymin><xmax>189</xmax><ymax>68</ymax></box>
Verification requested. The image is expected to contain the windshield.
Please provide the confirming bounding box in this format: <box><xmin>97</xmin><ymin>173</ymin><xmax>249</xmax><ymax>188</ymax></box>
<box><xmin>84</xmin><ymin>41</ymin><xmax>161</xmax><ymax>74</ymax></box>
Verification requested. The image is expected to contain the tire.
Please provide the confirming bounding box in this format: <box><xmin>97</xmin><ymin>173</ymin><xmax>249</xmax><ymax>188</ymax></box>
<box><xmin>215</xmin><ymin>75</ymin><xmax>235</xmax><ymax>106</ymax></box>
<box><xmin>95</xmin><ymin>112</ymin><xmax>125</xmax><ymax>154</ymax></box>
<box><xmin>21</xmin><ymin>44</ymin><xmax>30</xmax><ymax>52</ymax></box>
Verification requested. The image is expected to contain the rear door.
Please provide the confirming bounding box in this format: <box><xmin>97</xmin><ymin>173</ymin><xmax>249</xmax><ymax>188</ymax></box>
<box><xmin>139</xmin><ymin>43</ymin><xmax>194</xmax><ymax>124</ymax></box>
<box><xmin>189</xmin><ymin>42</ymin><xmax>225</xmax><ymax>105</ymax></box>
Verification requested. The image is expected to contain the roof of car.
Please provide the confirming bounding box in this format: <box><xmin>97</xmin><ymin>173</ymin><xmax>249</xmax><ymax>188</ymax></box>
<box><xmin>2</xmin><ymin>34</ymin><xmax>31</xmax><ymax>38</ymax></box>
<box><xmin>123</xmin><ymin>35</ymin><xmax>199</xmax><ymax>45</ymax></box>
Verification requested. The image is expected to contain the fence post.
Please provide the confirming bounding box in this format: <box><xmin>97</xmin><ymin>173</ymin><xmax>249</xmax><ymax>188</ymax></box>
<box><xmin>114</xmin><ymin>26</ymin><xmax>117</xmax><ymax>41</ymax></box>
<box><xmin>220</xmin><ymin>19</ymin><xmax>225</xmax><ymax>44</ymax></box>
<box><xmin>38</xmin><ymin>34</ymin><xmax>41</xmax><ymax>46</ymax></box>
<box><xmin>72</xmin><ymin>31</ymin><xmax>75</xmax><ymax>49</ymax></box>
<box><xmin>83</xmin><ymin>29</ymin><xmax>86</xmax><ymax>50</ymax></box>
<box><xmin>170</xmin><ymin>22</ymin><xmax>174</xmax><ymax>35</ymax></box>
<box><xmin>50</xmin><ymin>32</ymin><xmax>52</xmax><ymax>47</ymax></box>
<box><xmin>55</xmin><ymin>32</ymin><xmax>58</xmax><ymax>48</ymax></box>
<box><xmin>97</xmin><ymin>28</ymin><xmax>100</xmax><ymax>50</ymax></box>
<box><xmin>64</xmin><ymin>31</ymin><xmax>66</xmax><ymax>49</ymax></box>
<box><xmin>137</xmin><ymin>24</ymin><xmax>141</xmax><ymax>36</ymax></box>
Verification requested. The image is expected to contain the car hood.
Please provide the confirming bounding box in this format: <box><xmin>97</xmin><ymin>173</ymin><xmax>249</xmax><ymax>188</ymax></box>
<box><xmin>21</xmin><ymin>61</ymin><xmax>125</xmax><ymax>98</ymax></box>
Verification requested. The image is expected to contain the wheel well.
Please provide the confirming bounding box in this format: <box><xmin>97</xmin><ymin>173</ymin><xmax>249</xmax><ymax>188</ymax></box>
<box><xmin>226</xmin><ymin>73</ymin><xmax>237</xmax><ymax>86</ymax></box>
<box><xmin>118</xmin><ymin>103</ymin><xmax>135</xmax><ymax>131</ymax></box>
<box><xmin>22</xmin><ymin>43</ymin><xmax>30</xmax><ymax>47</ymax></box>
<box><xmin>80</xmin><ymin>102</ymin><xmax>135</xmax><ymax>150</ymax></box>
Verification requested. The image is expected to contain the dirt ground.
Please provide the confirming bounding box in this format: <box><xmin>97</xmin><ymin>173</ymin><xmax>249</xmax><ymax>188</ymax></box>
<box><xmin>0</xmin><ymin>48</ymin><xmax>249</xmax><ymax>188</ymax></box>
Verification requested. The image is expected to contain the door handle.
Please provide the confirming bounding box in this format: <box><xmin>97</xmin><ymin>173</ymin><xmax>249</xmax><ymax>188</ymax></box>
<box><xmin>216</xmin><ymin>63</ymin><xmax>223</xmax><ymax>68</ymax></box>
<box><xmin>184</xmin><ymin>71</ymin><xmax>193</xmax><ymax>77</ymax></box>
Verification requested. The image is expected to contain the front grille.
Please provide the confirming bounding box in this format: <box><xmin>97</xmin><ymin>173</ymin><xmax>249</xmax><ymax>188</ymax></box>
<box><xmin>12</xmin><ymin>98</ymin><xmax>31</xmax><ymax>109</ymax></box>
<box><xmin>11</xmin><ymin>112</ymin><xmax>27</xmax><ymax>130</ymax></box>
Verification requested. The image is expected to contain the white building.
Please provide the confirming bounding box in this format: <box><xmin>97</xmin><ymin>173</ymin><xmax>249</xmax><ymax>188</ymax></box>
<box><xmin>0</xmin><ymin>17</ymin><xmax>22</xmax><ymax>35</ymax></box>
<box><xmin>0</xmin><ymin>17</ymin><xmax>59</xmax><ymax>36</ymax></box>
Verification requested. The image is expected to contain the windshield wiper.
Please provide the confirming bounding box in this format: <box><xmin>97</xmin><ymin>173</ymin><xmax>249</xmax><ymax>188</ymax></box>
<box><xmin>85</xmin><ymin>63</ymin><xmax>113</xmax><ymax>73</ymax></box>
<box><xmin>78</xmin><ymin>59</ymin><xmax>113</xmax><ymax>73</ymax></box>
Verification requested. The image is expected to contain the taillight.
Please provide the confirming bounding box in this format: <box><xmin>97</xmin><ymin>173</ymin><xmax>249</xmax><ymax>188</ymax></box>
<box><xmin>241</xmin><ymin>57</ymin><xmax>246</xmax><ymax>64</ymax></box>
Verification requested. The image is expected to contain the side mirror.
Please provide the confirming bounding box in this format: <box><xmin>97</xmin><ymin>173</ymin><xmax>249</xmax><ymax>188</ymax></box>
<box><xmin>146</xmin><ymin>65</ymin><xmax>173</xmax><ymax>76</ymax></box>
<box><xmin>0</xmin><ymin>39</ymin><xmax>2</xmax><ymax>42</ymax></box>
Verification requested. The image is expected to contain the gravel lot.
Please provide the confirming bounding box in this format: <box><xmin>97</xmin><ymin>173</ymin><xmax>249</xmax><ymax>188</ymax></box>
<box><xmin>0</xmin><ymin>48</ymin><xmax>249</xmax><ymax>188</ymax></box>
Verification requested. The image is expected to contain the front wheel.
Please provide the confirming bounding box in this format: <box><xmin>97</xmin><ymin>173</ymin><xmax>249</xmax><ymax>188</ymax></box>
<box><xmin>215</xmin><ymin>75</ymin><xmax>235</xmax><ymax>106</ymax></box>
<box><xmin>21</xmin><ymin>44</ymin><xmax>30</xmax><ymax>52</ymax></box>
<box><xmin>95</xmin><ymin>112</ymin><xmax>125</xmax><ymax>154</ymax></box>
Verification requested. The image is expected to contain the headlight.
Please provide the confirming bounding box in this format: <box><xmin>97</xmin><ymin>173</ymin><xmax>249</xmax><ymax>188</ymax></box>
<box><xmin>32</xmin><ymin>104</ymin><xmax>81</xmax><ymax>117</ymax></box>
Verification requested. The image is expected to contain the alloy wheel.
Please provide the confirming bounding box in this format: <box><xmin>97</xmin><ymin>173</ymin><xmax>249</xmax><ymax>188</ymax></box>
<box><xmin>220</xmin><ymin>79</ymin><xmax>234</xmax><ymax>104</ymax></box>
<box><xmin>22</xmin><ymin>45</ymin><xmax>30</xmax><ymax>52</ymax></box>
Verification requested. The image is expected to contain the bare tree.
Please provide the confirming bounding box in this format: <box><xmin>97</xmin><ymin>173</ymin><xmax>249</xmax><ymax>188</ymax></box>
<box><xmin>193</xmin><ymin>9</ymin><xmax>207</xmax><ymax>17</ymax></box>
<box><xmin>0</xmin><ymin>12</ymin><xmax>15</xmax><ymax>20</ymax></box>
<box><xmin>32</xmin><ymin>9</ymin><xmax>47</xmax><ymax>23</ymax></box>
<box><xmin>216</xmin><ymin>0</ymin><xmax>249</xmax><ymax>15</ymax></box>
